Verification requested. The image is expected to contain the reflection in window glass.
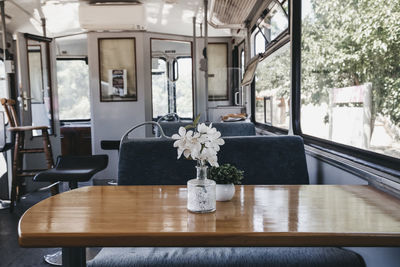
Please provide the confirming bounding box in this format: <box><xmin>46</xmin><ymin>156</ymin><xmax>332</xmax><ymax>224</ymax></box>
<box><xmin>152</xmin><ymin>58</ymin><xmax>168</xmax><ymax>118</ymax></box>
<box><xmin>263</xmin><ymin>1</ymin><xmax>288</xmax><ymax>40</ymax></box>
<box><xmin>255</xmin><ymin>0</ymin><xmax>288</xmax><ymax>55</ymax></box>
<box><xmin>301</xmin><ymin>0</ymin><xmax>400</xmax><ymax>159</ymax></box>
<box><xmin>255</xmin><ymin>43</ymin><xmax>290</xmax><ymax>129</ymax></box>
<box><xmin>176</xmin><ymin>58</ymin><xmax>193</xmax><ymax>118</ymax></box>
<box><xmin>56</xmin><ymin>60</ymin><xmax>90</xmax><ymax>120</ymax></box>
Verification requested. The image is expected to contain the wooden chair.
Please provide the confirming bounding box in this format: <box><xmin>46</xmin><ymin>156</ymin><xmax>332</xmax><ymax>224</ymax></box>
<box><xmin>0</xmin><ymin>98</ymin><xmax>56</xmax><ymax>212</ymax></box>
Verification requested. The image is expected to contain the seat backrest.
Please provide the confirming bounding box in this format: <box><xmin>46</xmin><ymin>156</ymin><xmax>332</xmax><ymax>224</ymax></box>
<box><xmin>56</xmin><ymin>155</ymin><xmax>109</xmax><ymax>172</ymax></box>
<box><xmin>0</xmin><ymin>98</ymin><xmax>18</xmax><ymax>127</ymax></box>
<box><xmin>118</xmin><ymin>136</ymin><xmax>309</xmax><ymax>185</ymax></box>
<box><xmin>158</xmin><ymin>122</ymin><xmax>256</xmax><ymax>137</ymax></box>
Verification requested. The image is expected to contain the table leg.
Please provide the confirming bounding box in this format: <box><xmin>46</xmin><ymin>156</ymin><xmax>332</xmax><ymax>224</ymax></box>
<box><xmin>62</xmin><ymin>247</ymin><xmax>86</xmax><ymax>267</ymax></box>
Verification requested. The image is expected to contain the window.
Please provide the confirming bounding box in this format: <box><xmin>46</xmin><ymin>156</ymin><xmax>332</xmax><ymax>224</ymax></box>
<box><xmin>253</xmin><ymin>0</ymin><xmax>288</xmax><ymax>56</ymax></box>
<box><xmin>301</xmin><ymin>0</ymin><xmax>400</xmax><ymax>160</ymax></box>
<box><xmin>254</xmin><ymin>31</ymin><xmax>266</xmax><ymax>55</ymax></box>
<box><xmin>254</xmin><ymin>43</ymin><xmax>290</xmax><ymax>129</ymax></box>
<box><xmin>56</xmin><ymin>59</ymin><xmax>90</xmax><ymax>120</ymax></box>
<box><xmin>252</xmin><ymin>0</ymin><xmax>290</xmax><ymax>130</ymax></box>
<box><xmin>175</xmin><ymin>57</ymin><xmax>193</xmax><ymax>118</ymax></box>
<box><xmin>208</xmin><ymin>43</ymin><xmax>228</xmax><ymax>101</ymax></box>
<box><xmin>151</xmin><ymin>58</ymin><xmax>168</xmax><ymax>118</ymax></box>
<box><xmin>151</xmin><ymin>39</ymin><xmax>193</xmax><ymax>120</ymax></box>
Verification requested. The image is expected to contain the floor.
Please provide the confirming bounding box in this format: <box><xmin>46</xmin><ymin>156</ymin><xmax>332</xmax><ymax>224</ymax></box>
<box><xmin>0</xmin><ymin>180</ymin><xmax>108</xmax><ymax>267</ymax></box>
<box><xmin>0</xmin><ymin>190</ymin><xmax>59</xmax><ymax>267</ymax></box>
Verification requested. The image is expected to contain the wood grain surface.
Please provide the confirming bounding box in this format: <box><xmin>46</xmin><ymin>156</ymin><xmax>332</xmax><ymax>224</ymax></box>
<box><xmin>19</xmin><ymin>185</ymin><xmax>400</xmax><ymax>247</ymax></box>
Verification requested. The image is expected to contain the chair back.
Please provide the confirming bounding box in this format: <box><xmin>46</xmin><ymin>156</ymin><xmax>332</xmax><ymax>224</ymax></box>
<box><xmin>0</xmin><ymin>98</ymin><xmax>19</xmax><ymax>127</ymax></box>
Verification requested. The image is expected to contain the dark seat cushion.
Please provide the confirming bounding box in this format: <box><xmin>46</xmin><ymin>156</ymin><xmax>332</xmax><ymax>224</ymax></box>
<box><xmin>87</xmin><ymin>247</ymin><xmax>365</xmax><ymax>267</ymax></box>
<box><xmin>158</xmin><ymin>122</ymin><xmax>256</xmax><ymax>137</ymax></box>
<box><xmin>34</xmin><ymin>155</ymin><xmax>108</xmax><ymax>182</ymax></box>
<box><xmin>118</xmin><ymin>136</ymin><xmax>309</xmax><ymax>185</ymax></box>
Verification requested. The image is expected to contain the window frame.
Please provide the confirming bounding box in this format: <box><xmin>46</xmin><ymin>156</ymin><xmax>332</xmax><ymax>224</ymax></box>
<box><xmin>56</xmin><ymin>57</ymin><xmax>91</xmax><ymax>123</ymax></box>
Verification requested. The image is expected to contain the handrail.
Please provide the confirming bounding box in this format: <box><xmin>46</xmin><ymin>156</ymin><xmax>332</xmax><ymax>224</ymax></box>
<box><xmin>119</xmin><ymin>121</ymin><xmax>170</xmax><ymax>152</ymax></box>
<box><xmin>156</xmin><ymin>113</ymin><xmax>181</xmax><ymax>123</ymax></box>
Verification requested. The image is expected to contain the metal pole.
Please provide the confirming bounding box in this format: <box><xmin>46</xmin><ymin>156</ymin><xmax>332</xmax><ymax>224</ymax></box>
<box><xmin>204</xmin><ymin>0</ymin><xmax>209</xmax><ymax>121</ymax></box>
<box><xmin>289</xmin><ymin>0</ymin><xmax>302</xmax><ymax>135</ymax></box>
<box><xmin>41</xmin><ymin>18</ymin><xmax>47</xmax><ymax>37</ymax></box>
<box><xmin>192</xmin><ymin>17</ymin><xmax>197</xmax><ymax>118</ymax></box>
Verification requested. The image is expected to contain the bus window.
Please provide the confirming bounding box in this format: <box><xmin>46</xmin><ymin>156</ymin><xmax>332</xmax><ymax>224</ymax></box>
<box><xmin>254</xmin><ymin>30</ymin><xmax>266</xmax><ymax>55</ymax></box>
<box><xmin>151</xmin><ymin>39</ymin><xmax>193</xmax><ymax>120</ymax></box>
<box><xmin>301</xmin><ymin>0</ymin><xmax>400</xmax><ymax>159</ymax></box>
<box><xmin>175</xmin><ymin>57</ymin><xmax>193</xmax><ymax>118</ymax></box>
<box><xmin>208</xmin><ymin>43</ymin><xmax>228</xmax><ymax>101</ymax></box>
<box><xmin>253</xmin><ymin>0</ymin><xmax>288</xmax><ymax>55</ymax></box>
<box><xmin>252</xmin><ymin>0</ymin><xmax>290</xmax><ymax>130</ymax></box>
<box><xmin>152</xmin><ymin>58</ymin><xmax>168</xmax><ymax>119</ymax></box>
<box><xmin>254</xmin><ymin>42</ymin><xmax>290</xmax><ymax>129</ymax></box>
<box><xmin>56</xmin><ymin>59</ymin><xmax>90</xmax><ymax>121</ymax></box>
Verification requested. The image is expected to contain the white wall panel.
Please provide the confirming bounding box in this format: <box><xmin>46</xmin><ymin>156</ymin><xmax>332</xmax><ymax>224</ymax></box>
<box><xmin>88</xmin><ymin>32</ymin><xmax>146</xmax><ymax>181</ymax></box>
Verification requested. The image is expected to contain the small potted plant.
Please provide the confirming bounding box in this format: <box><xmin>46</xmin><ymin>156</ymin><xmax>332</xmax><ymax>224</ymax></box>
<box><xmin>209</xmin><ymin>164</ymin><xmax>244</xmax><ymax>201</ymax></box>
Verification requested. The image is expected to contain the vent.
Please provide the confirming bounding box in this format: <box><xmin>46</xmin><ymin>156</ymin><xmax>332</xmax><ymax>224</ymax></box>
<box><xmin>87</xmin><ymin>0</ymin><xmax>141</xmax><ymax>5</ymax></box>
<box><xmin>79</xmin><ymin>4</ymin><xmax>146</xmax><ymax>30</ymax></box>
<box><xmin>210</xmin><ymin>0</ymin><xmax>258</xmax><ymax>27</ymax></box>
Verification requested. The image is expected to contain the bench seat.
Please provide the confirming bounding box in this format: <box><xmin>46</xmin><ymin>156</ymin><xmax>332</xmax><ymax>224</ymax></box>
<box><xmin>88</xmin><ymin>247</ymin><xmax>365</xmax><ymax>267</ymax></box>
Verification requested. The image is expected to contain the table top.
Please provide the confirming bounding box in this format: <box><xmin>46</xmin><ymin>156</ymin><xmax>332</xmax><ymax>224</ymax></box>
<box><xmin>19</xmin><ymin>185</ymin><xmax>400</xmax><ymax>247</ymax></box>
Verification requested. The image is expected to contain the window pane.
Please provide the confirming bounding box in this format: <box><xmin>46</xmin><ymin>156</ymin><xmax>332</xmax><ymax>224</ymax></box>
<box><xmin>254</xmin><ymin>42</ymin><xmax>290</xmax><ymax>129</ymax></box>
<box><xmin>301</xmin><ymin>0</ymin><xmax>400</xmax><ymax>159</ymax></box>
<box><xmin>56</xmin><ymin>60</ymin><xmax>90</xmax><ymax>120</ymax></box>
<box><xmin>152</xmin><ymin>58</ymin><xmax>168</xmax><ymax>118</ymax></box>
<box><xmin>255</xmin><ymin>1</ymin><xmax>288</xmax><ymax>54</ymax></box>
<box><xmin>176</xmin><ymin>58</ymin><xmax>193</xmax><ymax>118</ymax></box>
<box><xmin>151</xmin><ymin>39</ymin><xmax>193</xmax><ymax>119</ymax></box>
<box><xmin>208</xmin><ymin>43</ymin><xmax>228</xmax><ymax>100</ymax></box>
<box><xmin>264</xmin><ymin>2</ymin><xmax>288</xmax><ymax>40</ymax></box>
<box><xmin>254</xmin><ymin>31</ymin><xmax>265</xmax><ymax>55</ymax></box>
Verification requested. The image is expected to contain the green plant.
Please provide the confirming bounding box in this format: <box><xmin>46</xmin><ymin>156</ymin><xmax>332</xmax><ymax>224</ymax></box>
<box><xmin>209</xmin><ymin>164</ymin><xmax>244</xmax><ymax>184</ymax></box>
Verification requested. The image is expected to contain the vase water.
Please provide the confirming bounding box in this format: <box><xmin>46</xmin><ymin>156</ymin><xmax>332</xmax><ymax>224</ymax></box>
<box><xmin>187</xmin><ymin>165</ymin><xmax>216</xmax><ymax>213</ymax></box>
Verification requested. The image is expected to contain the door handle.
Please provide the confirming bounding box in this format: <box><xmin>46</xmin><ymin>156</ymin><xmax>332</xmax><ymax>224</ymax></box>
<box><xmin>234</xmin><ymin>92</ymin><xmax>240</xmax><ymax>106</ymax></box>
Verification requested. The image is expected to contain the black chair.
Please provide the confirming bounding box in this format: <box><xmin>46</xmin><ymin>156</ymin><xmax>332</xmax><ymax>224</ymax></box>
<box><xmin>33</xmin><ymin>154</ymin><xmax>108</xmax><ymax>266</ymax></box>
<box><xmin>34</xmin><ymin>155</ymin><xmax>108</xmax><ymax>190</ymax></box>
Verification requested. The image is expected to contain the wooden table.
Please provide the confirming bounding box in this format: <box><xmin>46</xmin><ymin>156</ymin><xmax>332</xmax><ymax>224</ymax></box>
<box><xmin>19</xmin><ymin>185</ymin><xmax>400</xmax><ymax>266</ymax></box>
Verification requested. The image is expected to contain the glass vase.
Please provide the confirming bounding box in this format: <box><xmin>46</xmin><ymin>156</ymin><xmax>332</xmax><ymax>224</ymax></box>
<box><xmin>187</xmin><ymin>164</ymin><xmax>216</xmax><ymax>213</ymax></box>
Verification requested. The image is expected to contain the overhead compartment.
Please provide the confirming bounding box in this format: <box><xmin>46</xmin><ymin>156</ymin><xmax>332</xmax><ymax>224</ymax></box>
<box><xmin>78</xmin><ymin>4</ymin><xmax>146</xmax><ymax>31</ymax></box>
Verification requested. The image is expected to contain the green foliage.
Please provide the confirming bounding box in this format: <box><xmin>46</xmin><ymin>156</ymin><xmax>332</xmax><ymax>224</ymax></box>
<box><xmin>209</xmin><ymin>164</ymin><xmax>244</xmax><ymax>185</ymax></box>
<box><xmin>256</xmin><ymin>0</ymin><xmax>400</xmax><ymax>126</ymax></box>
<box><xmin>56</xmin><ymin>61</ymin><xmax>90</xmax><ymax>120</ymax></box>
<box><xmin>301</xmin><ymin>0</ymin><xmax>400</xmax><ymax>125</ymax></box>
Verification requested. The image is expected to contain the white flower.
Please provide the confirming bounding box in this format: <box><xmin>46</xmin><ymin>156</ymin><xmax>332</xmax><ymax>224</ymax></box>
<box><xmin>172</xmin><ymin>123</ymin><xmax>224</xmax><ymax>167</ymax></box>
<box><xmin>172</xmin><ymin>127</ymin><xmax>200</xmax><ymax>159</ymax></box>
<box><xmin>197</xmin><ymin>123</ymin><xmax>209</xmax><ymax>134</ymax></box>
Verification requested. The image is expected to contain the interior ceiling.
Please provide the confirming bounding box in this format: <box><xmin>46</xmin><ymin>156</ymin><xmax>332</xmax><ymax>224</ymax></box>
<box><xmin>1</xmin><ymin>0</ymin><xmax>254</xmax><ymax>38</ymax></box>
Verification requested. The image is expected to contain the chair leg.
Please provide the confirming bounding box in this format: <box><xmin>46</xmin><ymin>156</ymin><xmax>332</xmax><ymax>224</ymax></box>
<box><xmin>10</xmin><ymin>132</ymin><xmax>22</xmax><ymax>212</ymax></box>
<box><xmin>42</xmin><ymin>129</ymin><xmax>58</xmax><ymax>195</ymax></box>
